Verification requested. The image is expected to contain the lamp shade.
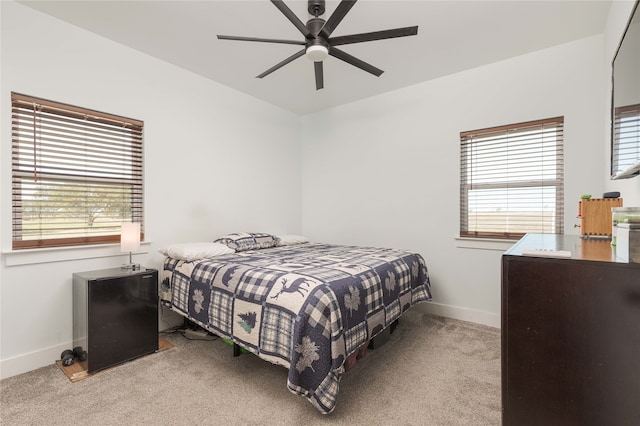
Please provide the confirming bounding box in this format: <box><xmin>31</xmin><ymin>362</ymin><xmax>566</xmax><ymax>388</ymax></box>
<box><xmin>121</xmin><ymin>223</ymin><xmax>141</xmax><ymax>253</ymax></box>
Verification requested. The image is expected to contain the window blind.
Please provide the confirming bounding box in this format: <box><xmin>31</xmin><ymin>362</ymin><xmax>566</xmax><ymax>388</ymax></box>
<box><xmin>11</xmin><ymin>92</ymin><xmax>144</xmax><ymax>249</ymax></box>
<box><xmin>612</xmin><ymin>104</ymin><xmax>640</xmax><ymax>178</ymax></box>
<box><xmin>460</xmin><ymin>117</ymin><xmax>564</xmax><ymax>239</ymax></box>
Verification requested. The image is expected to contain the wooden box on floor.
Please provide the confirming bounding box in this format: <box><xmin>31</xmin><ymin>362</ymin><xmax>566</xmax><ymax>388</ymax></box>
<box><xmin>58</xmin><ymin>338</ymin><xmax>173</xmax><ymax>382</ymax></box>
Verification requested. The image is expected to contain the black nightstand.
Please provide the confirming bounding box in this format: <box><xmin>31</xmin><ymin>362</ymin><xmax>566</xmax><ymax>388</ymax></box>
<box><xmin>72</xmin><ymin>267</ymin><xmax>159</xmax><ymax>373</ymax></box>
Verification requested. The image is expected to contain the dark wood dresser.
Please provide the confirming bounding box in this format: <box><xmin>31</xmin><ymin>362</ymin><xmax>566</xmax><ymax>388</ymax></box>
<box><xmin>502</xmin><ymin>234</ymin><xmax>640</xmax><ymax>426</ymax></box>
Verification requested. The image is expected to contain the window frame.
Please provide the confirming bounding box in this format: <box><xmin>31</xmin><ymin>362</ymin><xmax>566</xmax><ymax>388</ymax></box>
<box><xmin>459</xmin><ymin>116</ymin><xmax>564</xmax><ymax>240</ymax></box>
<box><xmin>11</xmin><ymin>92</ymin><xmax>144</xmax><ymax>250</ymax></box>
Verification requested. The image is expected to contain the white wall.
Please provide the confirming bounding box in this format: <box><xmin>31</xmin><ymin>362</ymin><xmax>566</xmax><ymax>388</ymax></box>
<box><xmin>604</xmin><ymin>0</ymin><xmax>640</xmax><ymax>204</ymax></box>
<box><xmin>0</xmin><ymin>1</ymin><xmax>301</xmax><ymax>378</ymax></box>
<box><xmin>300</xmin><ymin>35</ymin><xmax>606</xmax><ymax>326</ymax></box>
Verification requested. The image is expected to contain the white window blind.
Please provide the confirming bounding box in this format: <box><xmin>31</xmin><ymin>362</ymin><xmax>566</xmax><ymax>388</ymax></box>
<box><xmin>460</xmin><ymin>117</ymin><xmax>564</xmax><ymax>239</ymax></box>
<box><xmin>11</xmin><ymin>92</ymin><xmax>144</xmax><ymax>249</ymax></box>
<box><xmin>612</xmin><ymin>104</ymin><xmax>640</xmax><ymax>179</ymax></box>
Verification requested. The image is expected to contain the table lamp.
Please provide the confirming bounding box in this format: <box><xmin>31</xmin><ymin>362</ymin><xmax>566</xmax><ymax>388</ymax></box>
<box><xmin>121</xmin><ymin>222</ymin><xmax>141</xmax><ymax>270</ymax></box>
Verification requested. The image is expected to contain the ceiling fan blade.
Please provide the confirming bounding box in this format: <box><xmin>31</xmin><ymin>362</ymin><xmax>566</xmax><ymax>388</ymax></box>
<box><xmin>256</xmin><ymin>49</ymin><xmax>305</xmax><ymax>79</ymax></box>
<box><xmin>217</xmin><ymin>35</ymin><xmax>305</xmax><ymax>46</ymax></box>
<box><xmin>271</xmin><ymin>0</ymin><xmax>312</xmax><ymax>39</ymax></box>
<box><xmin>314</xmin><ymin>61</ymin><xmax>324</xmax><ymax>90</ymax></box>
<box><xmin>320</xmin><ymin>0</ymin><xmax>357</xmax><ymax>39</ymax></box>
<box><xmin>329</xmin><ymin>47</ymin><xmax>383</xmax><ymax>77</ymax></box>
<box><xmin>329</xmin><ymin>26</ymin><xmax>418</xmax><ymax>46</ymax></box>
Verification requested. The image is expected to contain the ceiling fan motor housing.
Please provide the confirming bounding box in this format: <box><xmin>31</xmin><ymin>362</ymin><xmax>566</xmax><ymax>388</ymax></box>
<box><xmin>306</xmin><ymin>17</ymin><xmax>325</xmax><ymax>38</ymax></box>
<box><xmin>305</xmin><ymin>18</ymin><xmax>329</xmax><ymax>61</ymax></box>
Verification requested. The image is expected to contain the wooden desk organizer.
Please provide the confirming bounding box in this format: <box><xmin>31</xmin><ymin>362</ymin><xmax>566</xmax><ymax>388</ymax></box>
<box><xmin>578</xmin><ymin>198</ymin><xmax>623</xmax><ymax>236</ymax></box>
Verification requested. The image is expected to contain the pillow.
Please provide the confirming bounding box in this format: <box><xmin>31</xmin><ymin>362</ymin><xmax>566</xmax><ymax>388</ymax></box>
<box><xmin>277</xmin><ymin>234</ymin><xmax>309</xmax><ymax>246</ymax></box>
<box><xmin>158</xmin><ymin>242</ymin><xmax>234</xmax><ymax>261</ymax></box>
<box><xmin>214</xmin><ymin>232</ymin><xmax>280</xmax><ymax>252</ymax></box>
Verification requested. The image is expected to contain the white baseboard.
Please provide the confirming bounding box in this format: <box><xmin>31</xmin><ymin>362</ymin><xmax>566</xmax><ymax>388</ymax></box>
<box><xmin>413</xmin><ymin>302</ymin><xmax>501</xmax><ymax>329</ymax></box>
<box><xmin>0</xmin><ymin>341</ymin><xmax>70</xmax><ymax>380</ymax></box>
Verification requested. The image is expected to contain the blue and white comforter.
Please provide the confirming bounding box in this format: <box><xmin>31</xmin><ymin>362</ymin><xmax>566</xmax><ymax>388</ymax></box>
<box><xmin>160</xmin><ymin>243</ymin><xmax>431</xmax><ymax>414</ymax></box>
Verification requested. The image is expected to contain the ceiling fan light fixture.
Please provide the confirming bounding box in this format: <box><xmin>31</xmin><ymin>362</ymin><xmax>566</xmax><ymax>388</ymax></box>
<box><xmin>306</xmin><ymin>45</ymin><xmax>329</xmax><ymax>62</ymax></box>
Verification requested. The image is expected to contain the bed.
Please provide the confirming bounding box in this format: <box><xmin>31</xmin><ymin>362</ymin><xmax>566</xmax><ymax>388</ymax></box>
<box><xmin>159</xmin><ymin>233</ymin><xmax>432</xmax><ymax>414</ymax></box>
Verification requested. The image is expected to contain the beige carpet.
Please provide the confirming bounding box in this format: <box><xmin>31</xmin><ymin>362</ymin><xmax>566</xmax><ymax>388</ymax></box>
<box><xmin>0</xmin><ymin>310</ymin><xmax>501</xmax><ymax>425</ymax></box>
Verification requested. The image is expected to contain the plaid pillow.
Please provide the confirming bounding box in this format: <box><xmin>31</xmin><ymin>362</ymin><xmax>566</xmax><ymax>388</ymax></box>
<box><xmin>214</xmin><ymin>232</ymin><xmax>280</xmax><ymax>252</ymax></box>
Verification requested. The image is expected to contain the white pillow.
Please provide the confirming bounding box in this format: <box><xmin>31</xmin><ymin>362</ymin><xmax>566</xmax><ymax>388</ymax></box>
<box><xmin>158</xmin><ymin>242</ymin><xmax>234</xmax><ymax>261</ymax></box>
<box><xmin>277</xmin><ymin>235</ymin><xmax>309</xmax><ymax>246</ymax></box>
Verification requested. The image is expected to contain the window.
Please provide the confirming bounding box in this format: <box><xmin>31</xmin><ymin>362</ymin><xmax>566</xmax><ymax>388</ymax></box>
<box><xmin>460</xmin><ymin>117</ymin><xmax>564</xmax><ymax>240</ymax></box>
<box><xmin>11</xmin><ymin>93</ymin><xmax>144</xmax><ymax>249</ymax></box>
<box><xmin>612</xmin><ymin>104</ymin><xmax>640</xmax><ymax>178</ymax></box>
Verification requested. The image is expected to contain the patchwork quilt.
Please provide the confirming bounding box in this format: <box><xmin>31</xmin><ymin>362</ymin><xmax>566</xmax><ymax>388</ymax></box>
<box><xmin>160</xmin><ymin>243</ymin><xmax>432</xmax><ymax>413</ymax></box>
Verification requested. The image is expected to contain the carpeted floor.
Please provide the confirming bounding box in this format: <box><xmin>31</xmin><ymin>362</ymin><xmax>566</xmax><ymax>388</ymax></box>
<box><xmin>0</xmin><ymin>310</ymin><xmax>501</xmax><ymax>425</ymax></box>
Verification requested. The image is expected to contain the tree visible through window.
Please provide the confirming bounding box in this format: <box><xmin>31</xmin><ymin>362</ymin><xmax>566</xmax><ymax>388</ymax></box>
<box><xmin>460</xmin><ymin>117</ymin><xmax>564</xmax><ymax>239</ymax></box>
<box><xmin>11</xmin><ymin>93</ymin><xmax>144</xmax><ymax>249</ymax></box>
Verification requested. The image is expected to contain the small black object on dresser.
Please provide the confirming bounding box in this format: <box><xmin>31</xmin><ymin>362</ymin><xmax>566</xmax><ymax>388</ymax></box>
<box><xmin>72</xmin><ymin>267</ymin><xmax>159</xmax><ymax>373</ymax></box>
<box><xmin>501</xmin><ymin>234</ymin><xmax>640</xmax><ymax>426</ymax></box>
<box><xmin>603</xmin><ymin>191</ymin><xmax>621</xmax><ymax>198</ymax></box>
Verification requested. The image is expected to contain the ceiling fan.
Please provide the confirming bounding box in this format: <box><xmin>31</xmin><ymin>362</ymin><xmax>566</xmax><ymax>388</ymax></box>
<box><xmin>217</xmin><ymin>0</ymin><xmax>418</xmax><ymax>90</ymax></box>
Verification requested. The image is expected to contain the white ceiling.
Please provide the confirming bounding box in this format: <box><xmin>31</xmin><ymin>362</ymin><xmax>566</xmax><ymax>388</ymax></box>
<box><xmin>20</xmin><ymin>0</ymin><xmax>612</xmax><ymax>115</ymax></box>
